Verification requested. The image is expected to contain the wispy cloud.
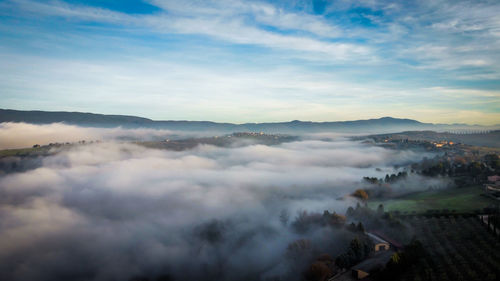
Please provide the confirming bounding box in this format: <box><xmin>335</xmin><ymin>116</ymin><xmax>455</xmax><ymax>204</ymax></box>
<box><xmin>4</xmin><ymin>0</ymin><xmax>369</xmax><ymax>61</ymax></box>
<box><xmin>0</xmin><ymin>0</ymin><xmax>499</xmax><ymax>123</ymax></box>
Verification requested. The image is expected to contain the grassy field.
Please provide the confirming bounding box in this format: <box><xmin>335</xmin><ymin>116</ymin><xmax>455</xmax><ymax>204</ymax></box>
<box><xmin>368</xmin><ymin>186</ymin><xmax>498</xmax><ymax>213</ymax></box>
<box><xmin>0</xmin><ymin>146</ymin><xmax>56</xmax><ymax>157</ymax></box>
<box><xmin>0</xmin><ymin>147</ymin><xmax>39</xmax><ymax>157</ymax></box>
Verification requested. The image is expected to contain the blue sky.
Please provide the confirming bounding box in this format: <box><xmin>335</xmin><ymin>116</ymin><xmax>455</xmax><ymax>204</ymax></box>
<box><xmin>0</xmin><ymin>0</ymin><xmax>499</xmax><ymax>124</ymax></box>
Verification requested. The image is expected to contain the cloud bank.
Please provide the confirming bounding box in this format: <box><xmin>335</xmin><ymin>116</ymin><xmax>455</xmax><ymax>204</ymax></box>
<box><xmin>0</xmin><ymin>122</ymin><xmax>198</xmax><ymax>149</ymax></box>
<box><xmin>0</xmin><ymin>131</ymin><xmax>435</xmax><ymax>280</ymax></box>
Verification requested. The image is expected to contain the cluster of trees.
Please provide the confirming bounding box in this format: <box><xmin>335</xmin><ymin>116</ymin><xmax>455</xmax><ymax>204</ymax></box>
<box><xmin>352</xmin><ymin>189</ymin><xmax>369</xmax><ymax>200</ymax></box>
<box><xmin>335</xmin><ymin>237</ymin><xmax>373</xmax><ymax>269</ymax></box>
<box><xmin>387</xmin><ymin>215</ymin><xmax>500</xmax><ymax>281</ymax></box>
<box><xmin>285</xmin><ymin>203</ymin><xmax>420</xmax><ymax>281</ymax></box>
<box><xmin>303</xmin><ymin>254</ymin><xmax>336</xmax><ymax>281</ymax></box>
<box><xmin>346</xmin><ymin>221</ymin><xmax>366</xmax><ymax>233</ymax></box>
<box><xmin>418</xmin><ymin>153</ymin><xmax>499</xmax><ymax>186</ymax></box>
<box><xmin>376</xmin><ymin>239</ymin><xmax>426</xmax><ymax>281</ymax></box>
<box><xmin>384</xmin><ymin>172</ymin><xmax>408</xmax><ymax>183</ymax></box>
<box><xmin>363</xmin><ymin>171</ymin><xmax>409</xmax><ymax>186</ymax></box>
<box><xmin>283</xmin><ymin>206</ymin><xmax>376</xmax><ymax>281</ymax></box>
<box><xmin>345</xmin><ymin>203</ymin><xmax>410</xmax><ymax>246</ymax></box>
<box><xmin>322</xmin><ymin>208</ymin><xmax>500</xmax><ymax>281</ymax></box>
<box><xmin>355</xmin><ymin>185</ymin><xmax>394</xmax><ymax>200</ymax></box>
<box><xmin>346</xmin><ymin>203</ymin><xmax>385</xmax><ymax>219</ymax></box>
<box><xmin>422</xmin><ymin>160</ymin><xmax>491</xmax><ymax>186</ymax></box>
<box><xmin>359</xmin><ymin>171</ymin><xmax>411</xmax><ymax>200</ymax></box>
<box><xmin>286</xmin><ymin>238</ymin><xmax>312</xmax><ymax>261</ymax></box>
<box><xmin>281</xmin><ymin>209</ymin><xmax>359</xmax><ymax>281</ymax></box>
<box><xmin>291</xmin><ymin>210</ymin><xmax>346</xmax><ymax>233</ymax></box>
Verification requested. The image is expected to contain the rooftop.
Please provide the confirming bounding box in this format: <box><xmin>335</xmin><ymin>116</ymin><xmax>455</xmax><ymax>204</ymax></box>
<box><xmin>352</xmin><ymin>251</ymin><xmax>394</xmax><ymax>273</ymax></box>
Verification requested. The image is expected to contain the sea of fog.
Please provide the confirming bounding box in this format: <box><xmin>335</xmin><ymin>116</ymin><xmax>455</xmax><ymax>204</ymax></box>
<box><xmin>0</xmin><ymin>123</ymin><xmax>442</xmax><ymax>281</ymax></box>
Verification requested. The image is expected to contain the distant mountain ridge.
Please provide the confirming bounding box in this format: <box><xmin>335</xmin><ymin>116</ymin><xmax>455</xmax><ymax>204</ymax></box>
<box><xmin>0</xmin><ymin>109</ymin><xmax>496</xmax><ymax>133</ymax></box>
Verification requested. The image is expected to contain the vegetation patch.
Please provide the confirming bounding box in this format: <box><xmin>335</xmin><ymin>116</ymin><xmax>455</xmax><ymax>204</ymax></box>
<box><xmin>378</xmin><ymin>215</ymin><xmax>500</xmax><ymax>281</ymax></box>
<box><xmin>368</xmin><ymin>186</ymin><xmax>497</xmax><ymax>214</ymax></box>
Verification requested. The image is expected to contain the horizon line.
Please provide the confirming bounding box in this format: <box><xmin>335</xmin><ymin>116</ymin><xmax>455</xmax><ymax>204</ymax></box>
<box><xmin>1</xmin><ymin>108</ymin><xmax>499</xmax><ymax>127</ymax></box>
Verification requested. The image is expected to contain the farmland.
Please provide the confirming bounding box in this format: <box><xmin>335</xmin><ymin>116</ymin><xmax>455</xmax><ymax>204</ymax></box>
<box><xmin>398</xmin><ymin>215</ymin><xmax>500</xmax><ymax>281</ymax></box>
<box><xmin>368</xmin><ymin>186</ymin><xmax>497</xmax><ymax>214</ymax></box>
<box><xmin>0</xmin><ymin>146</ymin><xmax>50</xmax><ymax>157</ymax></box>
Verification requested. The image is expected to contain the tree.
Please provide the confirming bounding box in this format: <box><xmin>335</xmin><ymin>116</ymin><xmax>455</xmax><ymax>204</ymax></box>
<box><xmin>306</xmin><ymin>261</ymin><xmax>331</xmax><ymax>281</ymax></box>
<box><xmin>279</xmin><ymin>209</ymin><xmax>290</xmax><ymax>226</ymax></box>
<box><xmin>291</xmin><ymin>210</ymin><xmax>323</xmax><ymax>233</ymax></box>
<box><xmin>346</xmin><ymin>206</ymin><xmax>355</xmax><ymax>217</ymax></box>
<box><xmin>377</xmin><ymin>204</ymin><xmax>385</xmax><ymax>215</ymax></box>
<box><xmin>350</xmin><ymin>238</ymin><xmax>363</xmax><ymax>260</ymax></box>
<box><xmin>329</xmin><ymin>212</ymin><xmax>346</xmax><ymax>226</ymax></box>
<box><xmin>306</xmin><ymin>255</ymin><xmax>334</xmax><ymax>281</ymax></box>
<box><xmin>352</xmin><ymin>189</ymin><xmax>369</xmax><ymax>200</ymax></box>
<box><xmin>356</xmin><ymin>222</ymin><xmax>365</xmax><ymax>233</ymax></box>
<box><xmin>363</xmin><ymin>177</ymin><xmax>379</xmax><ymax>184</ymax></box>
<box><xmin>286</xmin><ymin>239</ymin><xmax>311</xmax><ymax>260</ymax></box>
<box><xmin>390</xmin><ymin>252</ymin><xmax>400</xmax><ymax>264</ymax></box>
<box><xmin>335</xmin><ymin>252</ymin><xmax>352</xmax><ymax>269</ymax></box>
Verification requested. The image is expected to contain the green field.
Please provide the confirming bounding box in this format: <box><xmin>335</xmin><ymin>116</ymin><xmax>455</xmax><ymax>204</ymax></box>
<box><xmin>0</xmin><ymin>147</ymin><xmax>38</xmax><ymax>157</ymax></box>
<box><xmin>0</xmin><ymin>146</ymin><xmax>58</xmax><ymax>158</ymax></box>
<box><xmin>369</xmin><ymin>186</ymin><xmax>498</xmax><ymax>213</ymax></box>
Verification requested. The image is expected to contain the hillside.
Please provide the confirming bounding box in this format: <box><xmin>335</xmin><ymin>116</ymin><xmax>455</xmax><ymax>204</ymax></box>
<box><xmin>368</xmin><ymin>130</ymin><xmax>500</xmax><ymax>148</ymax></box>
<box><xmin>0</xmin><ymin>109</ymin><xmax>495</xmax><ymax>133</ymax></box>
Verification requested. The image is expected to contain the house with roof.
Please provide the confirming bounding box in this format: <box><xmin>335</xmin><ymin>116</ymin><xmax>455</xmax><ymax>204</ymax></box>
<box><xmin>368</xmin><ymin>231</ymin><xmax>403</xmax><ymax>251</ymax></box>
<box><xmin>485</xmin><ymin>175</ymin><xmax>500</xmax><ymax>198</ymax></box>
<box><xmin>351</xmin><ymin>250</ymin><xmax>393</xmax><ymax>280</ymax></box>
<box><xmin>488</xmin><ymin>175</ymin><xmax>500</xmax><ymax>183</ymax></box>
<box><xmin>366</xmin><ymin>232</ymin><xmax>390</xmax><ymax>252</ymax></box>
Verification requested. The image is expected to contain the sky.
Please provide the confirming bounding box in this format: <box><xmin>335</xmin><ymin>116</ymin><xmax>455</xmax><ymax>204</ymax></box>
<box><xmin>0</xmin><ymin>0</ymin><xmax>499</xmax><ymax>124</ymax></box>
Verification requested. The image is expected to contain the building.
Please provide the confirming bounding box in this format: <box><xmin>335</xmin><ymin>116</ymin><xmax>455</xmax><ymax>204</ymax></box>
<box><xmin>485</xmin><ymin>175</ymin><xmax>500</xmax><ymax>198</ymax></box>
<box><xmin>366</xmin><ymin>232</ymin><xmax>390</xmax><ymax>251</ymax></box>
<box><xmin>488</xmin><ymin>175</ymin><xmax>500</xmax><ymax>183</ymax></box>
<box><xmin>351</xmin><ymin>251</ymin><xmax>393</xmax><ymax>280</ymax></box>
<box><xmin>368</xmin><ymin>230</ymin><xmax>403</xmax><ymax>251</ymax></box>
<box><xmin>485</xmin><ymin>184</ymin><xmax>500</xmax><ymax>198</ymax></box>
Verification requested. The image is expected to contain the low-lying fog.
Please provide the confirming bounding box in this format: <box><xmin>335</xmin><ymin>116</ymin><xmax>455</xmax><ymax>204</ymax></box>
<box><xmin>0</xmin><ymin>122</ymin><xmax>195</xmax><ymax>149</ymax></box>
<box><xmin>0</xmin><ymin>123</ymin><xmax>441</xmax><ymax>281</ymax></box>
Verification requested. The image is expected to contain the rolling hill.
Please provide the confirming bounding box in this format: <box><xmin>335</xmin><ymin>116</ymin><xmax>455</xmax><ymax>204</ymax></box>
<box><xmin>0</xmin><ymin>109</ymin><xmax>496</xmax><ymax>133</ymax></box>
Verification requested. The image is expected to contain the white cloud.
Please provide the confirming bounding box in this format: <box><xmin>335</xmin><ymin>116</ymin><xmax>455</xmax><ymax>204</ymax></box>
<box><xmin>1</xmin><ymin>53</ymin><xmax>498</xmax><ymax>125</ymax></box>
<box><xmin>1</xmin><ymin>0</ymin><xmax>499</xmax><ymax>124</ymax></box>
<box><xmin>0</xmin><ymin>122</ymin><xmax>181</xmax><ymax>149</ymax></box>
<box><xmin>6</xmin><ymin>0</ymin><xmax>367</xmax><ymax>60</ymax></box>
<box><xmin>0</xmin><ymin>138</ymin><xmax>434</xmax><ymax>280</ymax></box>
<box><xmin>148</xmin><ymin>0</ymin><xmax>342</xmax><ymax>38</ymax></box>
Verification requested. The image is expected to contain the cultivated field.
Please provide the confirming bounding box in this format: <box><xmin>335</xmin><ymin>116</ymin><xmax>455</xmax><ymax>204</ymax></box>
<box><xmin>400</xmin><ymin>215</ymin><xmax>500</xmax><ymax>281</ymax></box>
<box><xmin>369</xmin><ymin>186</ymin><xmax>496</xmax><ymax>214</ymax></box>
